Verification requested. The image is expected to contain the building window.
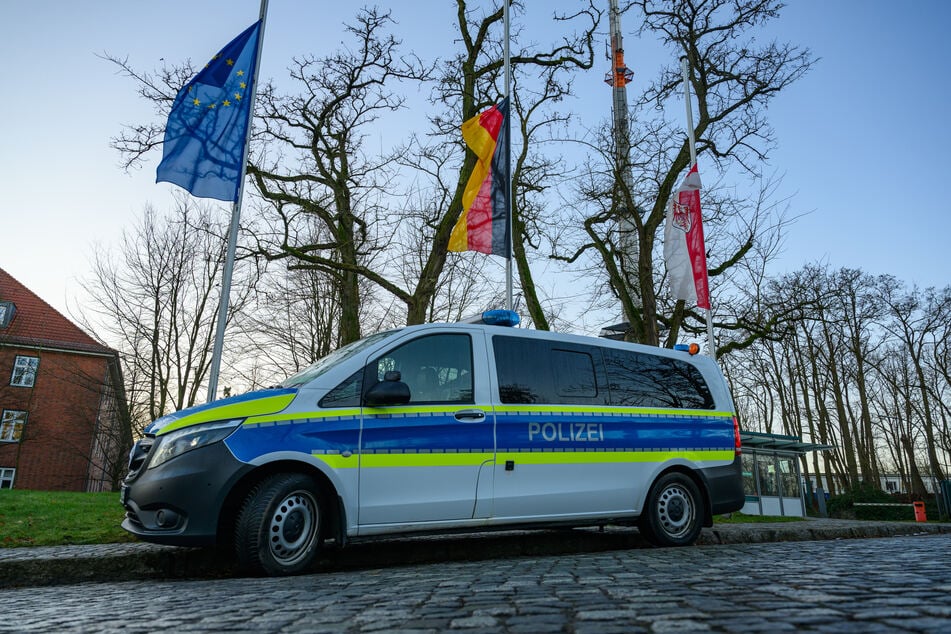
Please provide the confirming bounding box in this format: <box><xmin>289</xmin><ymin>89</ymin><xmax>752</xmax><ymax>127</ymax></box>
<box><xmin>0</xmin><ymin>468</ymin><xmax>14</xmax><ymax>489</ymax></box>
<box><xmin>10</xmin><ymin>355</ymin><xmax>39</xmax><ymax>387</ymax></box>
<box><xmin>0</xmin><ymin>301</ymin><xmax>15</xmax><ymax>328</ymax></box>
<box><xmin>0</xmin><ymin>410</ymin><xmax>27</xmax><ymax>442</ymax></box>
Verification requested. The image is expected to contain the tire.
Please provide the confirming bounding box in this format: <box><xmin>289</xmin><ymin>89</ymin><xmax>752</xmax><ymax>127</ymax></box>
<box><xmin>235</xmin><ymin>473</ymin><xmax>325</xmax><ymax>576</ymax></box>
<box><xmin>639</xmin><ymin>472</ymin><xmax>704</xmax><ymax>547</ymax></box>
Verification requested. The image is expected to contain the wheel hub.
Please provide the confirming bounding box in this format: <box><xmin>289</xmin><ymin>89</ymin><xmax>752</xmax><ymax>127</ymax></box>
<box><xmin>268</xmin><ymin>491</ymin><xmax>317</xmax><ymax>564</ymax></box>
<box><xmin>657</xmin><ymin>484</ymin><xmax>694</xmax><ymax>538</ymax></box>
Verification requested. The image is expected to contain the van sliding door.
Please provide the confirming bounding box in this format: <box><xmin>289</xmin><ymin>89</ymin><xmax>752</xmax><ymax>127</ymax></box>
<box><xmin>357</xmin><ymin>330</ymin><xmax>495</xmax><ymax>526</ymax></box>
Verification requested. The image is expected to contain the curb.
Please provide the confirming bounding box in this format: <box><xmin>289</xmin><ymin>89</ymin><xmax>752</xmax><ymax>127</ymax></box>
<box><xmin>2</xmin><ymin>519</ymin><xmax>948</xmax><ymax>588</ymax></box>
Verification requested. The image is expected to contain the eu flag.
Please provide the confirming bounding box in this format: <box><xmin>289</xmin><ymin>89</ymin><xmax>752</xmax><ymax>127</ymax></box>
<box><xmin>156</xmin><ymin>21</ymin><xmax>262</xmax><ymax>202</ymax></box>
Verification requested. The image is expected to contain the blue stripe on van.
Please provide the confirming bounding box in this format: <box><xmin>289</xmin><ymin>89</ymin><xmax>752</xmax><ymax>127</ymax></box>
<box><xmin>225</xmin><ymin>408</ymin><xmax>734</xmax><ymax>461</ymax></box>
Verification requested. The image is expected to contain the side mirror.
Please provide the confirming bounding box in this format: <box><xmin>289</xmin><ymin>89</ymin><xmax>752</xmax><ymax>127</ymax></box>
<box><xmin>365</xmin><ymin>372</ymin><xmax>410</xmax><ymax>406</ymax></box>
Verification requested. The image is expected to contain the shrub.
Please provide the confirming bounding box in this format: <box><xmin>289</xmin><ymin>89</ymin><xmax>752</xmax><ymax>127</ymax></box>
<box><xmin>826</xmin><ymin>483</ymin><xmax>933</xmax><ymax>521</ymax></box>
<box><xmin>827</xmin><ymin>483</ymin><xmax>898</xmax><ymax>520</ymax></box>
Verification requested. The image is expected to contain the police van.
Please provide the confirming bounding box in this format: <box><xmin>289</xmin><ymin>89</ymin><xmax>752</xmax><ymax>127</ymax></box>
<box><xmin>121</xmin><ymin>310</ymin><xmax>744</xmax><ymax>576</ymax></box>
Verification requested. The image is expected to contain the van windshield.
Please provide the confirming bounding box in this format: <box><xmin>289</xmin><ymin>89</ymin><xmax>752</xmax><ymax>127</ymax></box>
<box><xmin>281</xmin><ymin>330</ymin><xmax>397</xmax><ymax>388</ymax></box>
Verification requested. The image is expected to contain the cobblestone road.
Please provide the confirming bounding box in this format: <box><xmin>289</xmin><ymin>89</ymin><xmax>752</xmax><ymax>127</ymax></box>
<box><xmin>4</xmin><ymin>534</ymin><xmax>949</xmax><ymax>633</ymax></box>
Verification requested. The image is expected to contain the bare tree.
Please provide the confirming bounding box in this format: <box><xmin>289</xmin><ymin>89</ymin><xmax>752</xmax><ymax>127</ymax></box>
<box><xmin>107</xmin><ymin>3</ymin><xmax>600</xmax><ymax>342</ymax></box>
<box><xmin>875</xmin><ymin>278</ymin><xmax>950</xmax><ymax>483</ymax></box>
<box><xmin>725</xmin><ymin>263</ymin><xmax>951</xmax><ymax>497</ymax></box>
<box><xmin>245</xmin><ymin>8</ymin><xmax>431</xmax><ymax>344</ymax></box>
<box><xmin>387</xmin><ymin>0</ymin><xmax>601</xmax><ymax>327</ymax></box>
<box><xmin>229</xmin><ymin>262</ymin><xmax>352</xmax><ymax>389</ymax></box>
<box><xmin>82</xmin><ymin>197</ymin><xmax>253</xmax><ymax>432</ymax></box>
<box><xmin>559</xmin><ymin>0</ymin><xmax>814</xmax><ymax>350</ymax></box>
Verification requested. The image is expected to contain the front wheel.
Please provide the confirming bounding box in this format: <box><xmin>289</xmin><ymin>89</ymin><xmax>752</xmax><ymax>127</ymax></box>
<box><xmin>235</xmin><ymin>473</ymin><xmax>325</xmax><ymax>576</ymax></box>
<box><xmin>639</xmin><ymin>472</ymin><xmax>704</xmax><ymax>547</ymax></box>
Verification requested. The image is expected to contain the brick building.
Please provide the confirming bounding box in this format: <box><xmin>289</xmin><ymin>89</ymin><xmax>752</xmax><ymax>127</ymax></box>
<box><xmin>0</xmin><ymin>267</ymin><xmax>130</xmax><ymax>491</ymax></box>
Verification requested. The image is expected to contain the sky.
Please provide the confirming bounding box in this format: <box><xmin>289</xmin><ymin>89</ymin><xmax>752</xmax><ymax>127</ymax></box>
<box><xmin>1</xmin><ymin>0</ymin><xmax>949</xmax><ymax>332</ymax></box>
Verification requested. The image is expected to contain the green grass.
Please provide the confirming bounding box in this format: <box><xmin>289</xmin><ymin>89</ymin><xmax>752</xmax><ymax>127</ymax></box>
<box><xmin>714</xmin><ymin>512</ymin><xmax>805</xmax><ymax>524</ymax></box>
<box><xmin>0</xmin><ymin>491</ymin><xmax>806</xmax><ymax>548</ymax></box>
<box><xmin>0</xmin><ymin>490</ymin><xmax>135</xmax><ymax>548</ymax></box>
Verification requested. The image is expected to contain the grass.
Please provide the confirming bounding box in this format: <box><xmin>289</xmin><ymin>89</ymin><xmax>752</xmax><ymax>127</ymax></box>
<box><xmin>0</xmin><ymin>490</ymin><xmax>135</xmax><ymax>548</ymax></box>
<box><xmin>714</xmin><ymin>512</ymin><xmax>805</xmax><ymax>524</ymax></box>
<box><xmin>0</xmin><ymin>491</ymin><xmax>808</xmax><ymax>548</ymax></box>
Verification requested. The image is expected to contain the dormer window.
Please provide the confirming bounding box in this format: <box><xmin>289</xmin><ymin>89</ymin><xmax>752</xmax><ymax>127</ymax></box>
<box><xmin>0</xmin><ymin>301</ymin><xmax>14</xmax><ymax>328</ymax></box>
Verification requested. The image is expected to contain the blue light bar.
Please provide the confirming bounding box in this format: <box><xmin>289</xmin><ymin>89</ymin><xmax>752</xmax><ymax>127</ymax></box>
<box><xmin>673</xmin><ymin>344</ymin><xmax>690</xmax><ymax>352</ymax></box>
<box><xmin>481</xmin><ymin>310</ymin><xmax>520</xmax><ymax>327</ymax></box>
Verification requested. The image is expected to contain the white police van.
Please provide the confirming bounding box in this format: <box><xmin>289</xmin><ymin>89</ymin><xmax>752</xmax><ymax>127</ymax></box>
<box><xmin>121</xmin><ymin>311</ymin><xmax>743</xmax><ymax>575</ymax></box>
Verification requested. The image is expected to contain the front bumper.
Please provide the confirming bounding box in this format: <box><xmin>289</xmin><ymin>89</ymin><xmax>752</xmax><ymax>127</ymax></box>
<box><xmin>121</xmin><ymin>439</ymin><xmax>252</xmax><ymax>546</ymax></box>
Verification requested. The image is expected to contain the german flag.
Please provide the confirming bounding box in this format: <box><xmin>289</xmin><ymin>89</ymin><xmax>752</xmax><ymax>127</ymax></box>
<box><xmin>448</xmin><ymin>98</ymin><xmax>511</xmax><ymax>257</ymax></box>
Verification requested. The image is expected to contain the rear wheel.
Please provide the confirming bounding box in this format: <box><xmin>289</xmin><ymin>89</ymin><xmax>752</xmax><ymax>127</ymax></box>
<box><xmin>235</xmin><ymin>473</ymin><xmax>324</xmax><ymax>576</ymax></box>
<box><xmin>639</xmin><ymin>472</ymin><xmax>703</xmax><ymax>547</ymax></box>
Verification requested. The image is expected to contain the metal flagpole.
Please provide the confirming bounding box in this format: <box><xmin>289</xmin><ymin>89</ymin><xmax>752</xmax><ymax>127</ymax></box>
<box><xmin>207</xmin><ymin>0</ymin><xmax>270</xmax><ymax>403</ymax></box>
<box><xmin>503</xmin><ymin>0</ymin><xmax>514</xmax><ymax>312</ymax></box>
<box><xmin>681</xmin><ymin>57</ymin><xmax>716</xmax><ymax>360</ymax></box>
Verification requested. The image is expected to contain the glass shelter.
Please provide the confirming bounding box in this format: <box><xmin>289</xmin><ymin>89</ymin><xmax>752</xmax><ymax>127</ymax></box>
<box><xmin>739</xmin><ymin>432</ymin><xmax>834</xmax><ymax>517</ymax></box>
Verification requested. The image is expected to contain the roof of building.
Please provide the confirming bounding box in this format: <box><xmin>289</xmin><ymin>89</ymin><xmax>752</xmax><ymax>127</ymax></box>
<box><xmin>0</xmin><ymin>267</ymin><xmax>115</xmax><ymax>356</ymax></box>
<box><xmin>741</xmin><ymin>430</ymin><xmax>835</xmax><ymax>454</ymax></box>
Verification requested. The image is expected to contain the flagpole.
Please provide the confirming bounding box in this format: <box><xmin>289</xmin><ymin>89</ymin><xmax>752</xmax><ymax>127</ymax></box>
<box><xmin>681</xmin><ymin>57</ymin><xmax>716</xmax><ymax>360</ymax></box>
<box><xmin>503</xmin><ymin>0</ymin><xmax>514</xmax><ymax>312</ymax></box>
<box><xmin>206</xmin><ymin>0</ymin><xmax>270</xmax><ymax>403</ymax></box>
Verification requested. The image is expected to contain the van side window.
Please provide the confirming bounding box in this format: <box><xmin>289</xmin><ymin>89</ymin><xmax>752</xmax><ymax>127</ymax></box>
<box><xmin>552</xmin><ymin>349</ymin><xmax>597</xmax><ymax>399</ymax></box>
<box><xmin>371</xmin><ymin>334</ymin><xmax>473</xmax><ymax>404</ymax></box>
<box><xmin>494</xmin><ymin>336</ymin><xmax>551</xmax><ymax>403</ymax></box>
<box><xmin>319</xmin><ymin>370</ymin><xmax>363</xmax><ymax>408</ymax></box>
<box><xmin>494</xmin><ymin>337</ymin><xmax>607</xmax><ymax>404</ymax></box>
<box><xmin>603</xmin><ymin>348</ymin><xmax>714</xmax><ymax>409</ymax></box>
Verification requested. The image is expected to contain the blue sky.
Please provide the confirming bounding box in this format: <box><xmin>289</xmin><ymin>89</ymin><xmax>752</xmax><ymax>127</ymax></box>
<box><xmin>1</xmin><ymin>0</ymin><xmax>948</xmax><ymax>324</ymax></box>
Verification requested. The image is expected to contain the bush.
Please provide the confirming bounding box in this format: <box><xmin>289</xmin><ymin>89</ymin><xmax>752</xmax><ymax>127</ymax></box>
<box><xmin>826</xmin><ymin>483</ymin><xmax>932</xmax><ymax>521</ymax></box>
<box><xmin>826</xmin><ymin>482</ymin><xmax>911</xmax><ymax>520</ymax></box>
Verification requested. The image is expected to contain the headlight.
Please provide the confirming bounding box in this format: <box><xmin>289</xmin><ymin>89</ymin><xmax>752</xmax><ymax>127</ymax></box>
<box><xmin>149</xmin><ymin>419</ymin><xmax>243</xmax><ymax>468</ymax></box>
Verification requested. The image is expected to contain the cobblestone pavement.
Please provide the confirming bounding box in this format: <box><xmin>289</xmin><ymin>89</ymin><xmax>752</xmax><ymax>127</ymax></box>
<box><xmin>3</xmin><ymin>518</ymin><xmax>947</xmax><ymax>589</ymax></box>
<box><xmin>2</xmin><ymin>533</ymin><xmax>949</xmax><ymax>633</ymax></box>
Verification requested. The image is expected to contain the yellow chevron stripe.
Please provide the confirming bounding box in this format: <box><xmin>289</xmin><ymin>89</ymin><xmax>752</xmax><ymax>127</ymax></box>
<box><xmin>245</xmin><ymin>405</ymin><xmax>734</xmax><ymax>427</ymax></box>
<box><xmin>161</xmin><ymin>393</ymin><xmax>297</xmax><ymax>434</ymax></box>
<box><xmin>313</xmin><ymin>454</ymin><xmax>359</xmax><ymax>469</ymax></box>
<box><xmin>246</xmin><ymin>408</ymin><xmax>361</xmax><ymax>425</ymax></box>
<box><xmin>312</xmin><ymin>449</ymin><xmax>733</xmax><ymax>469</ymax></box>
<box><xmin>496</xmin><ymin>405</ymin><xmax>734</xmax><ymax>418</ymax></box>
<box><xmin>497</xmin><ymin>449</ymin><xmax>734</xmax><ymax>465</ymax></box>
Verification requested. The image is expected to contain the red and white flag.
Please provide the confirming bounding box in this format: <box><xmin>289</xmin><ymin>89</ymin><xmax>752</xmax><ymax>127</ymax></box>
<box><xmin>663</xmin><ymin>163</ymin><xmax>710</xmax><ymax>309</ymax></box>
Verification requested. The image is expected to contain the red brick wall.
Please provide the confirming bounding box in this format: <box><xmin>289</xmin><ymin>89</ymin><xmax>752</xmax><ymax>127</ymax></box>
<box><xmin>0</xmin><ymin>346</ymin><xmax>112</xmax><ymax>491</ymax></box>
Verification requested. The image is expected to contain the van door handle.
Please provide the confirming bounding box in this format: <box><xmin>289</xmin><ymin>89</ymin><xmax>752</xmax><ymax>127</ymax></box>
<box><xmin>454</xmin><ymin>409</ymin><xmax>486</xmax><ymax>422</ymax></box>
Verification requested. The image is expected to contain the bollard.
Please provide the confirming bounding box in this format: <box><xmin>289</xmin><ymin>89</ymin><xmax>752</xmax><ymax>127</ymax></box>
<box><xmin>913</xmin><ymin>501</ymin><xmax>927</xmax><ymax>523</ymax></box>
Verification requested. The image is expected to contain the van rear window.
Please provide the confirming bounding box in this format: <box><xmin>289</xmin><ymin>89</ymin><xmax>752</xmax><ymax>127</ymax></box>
<box><xmin>603</xmin><ymin>348</ymin><xmax>714</xmax><ymax>410</ymax></box>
